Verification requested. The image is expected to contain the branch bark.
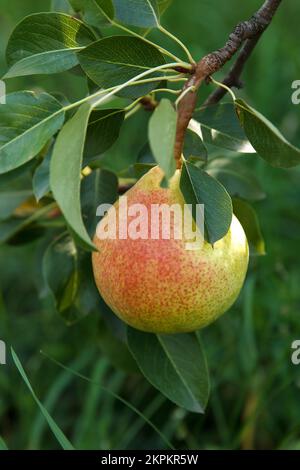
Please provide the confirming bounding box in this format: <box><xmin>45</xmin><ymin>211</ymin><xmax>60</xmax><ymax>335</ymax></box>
<box><xmin>174</xmin><ymin>0</ymin><xmax>282</xmax><ymax>166</ymax></box>
<box><xmin>203</xmin><ymin>34</ymin><xmax>261</xmax><ymax>106</ymax></box>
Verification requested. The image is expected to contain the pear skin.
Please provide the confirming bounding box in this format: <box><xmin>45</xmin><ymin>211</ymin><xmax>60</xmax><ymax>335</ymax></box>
<box><xmin>92</xmin><ymin>166</ymin><xmax>249</xmax><ymax>334</ymax></box>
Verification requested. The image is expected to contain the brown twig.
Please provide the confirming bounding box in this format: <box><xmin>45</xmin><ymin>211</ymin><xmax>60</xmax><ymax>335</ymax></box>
<box><xmin>173</xmin><ymin>65</ymin><xmax>196</xmax><ymax>75</ymax></box>
<box><xmin>174</xmin><ymin>0</ymin><xmax>282</xmax><ymax>166</ymax></box>
<box><xmin>203</xmin><ymin>34</ymin><xmax>262</xmax><ymax>106</ymax></box>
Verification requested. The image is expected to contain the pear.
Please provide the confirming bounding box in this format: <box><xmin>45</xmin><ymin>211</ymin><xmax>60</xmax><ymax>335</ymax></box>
<box><xmin>92</xmin><ymin>166</ymin><xmax>249</xmax><ymax>334</ymax></box>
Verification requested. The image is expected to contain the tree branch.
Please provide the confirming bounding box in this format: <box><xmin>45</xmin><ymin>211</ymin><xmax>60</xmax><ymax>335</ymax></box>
<box><xmin>203</xmin><ymin>34</ymin><xmax>261</xmax><ymax>106</ymax></box>
<box><xmin>174</xmin><ymin>0</ymin><xmax>282</xmax><ymax>165</ymax></box>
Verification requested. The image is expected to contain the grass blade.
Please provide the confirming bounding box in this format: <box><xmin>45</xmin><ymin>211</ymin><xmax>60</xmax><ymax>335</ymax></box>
<box><xmin>11</xmin><ymin>348</ymin><xmax>75</xmax><ymax>450</ymax></box>
<box><xmin>30</xmin><ymin>350</ymin><xmax>93</xmax><ymax>449</ymax></box>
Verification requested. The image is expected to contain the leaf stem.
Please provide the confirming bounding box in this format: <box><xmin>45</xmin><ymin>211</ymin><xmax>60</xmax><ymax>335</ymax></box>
<box><xmin>91</xmin><ymin>2</ymin><xmax>190</xmax><ymax>67</ymax></box>
<box><xmin>125</xmin><ymin>104</ymin><xmax>142</xmax><ymax>120</ymax></box>
<box><xmin>168</xmin><ymin>77</ymin><xmax>188</xmax><ymax>83</ymax></box>
<box><xmin>111</xmin><ymin>20</ymin><xmax>188</xmax><ymax>65</ymax></box>
<box><xmin>175</xmin><ymin>85</ymin><xmax>196</xmax><ymax>108</ymax></box>
<box><xmin>62</xmin><ymin>66</ymin><xmax>187</xmax><ymax>116</ymax></box>
<box><xmin>153</xmin><ymin>88</ymin><xmax>181</xmax><ymax>95</ymax></box>
<box><xmin>124</xmin><ymin>86</ymin><xmax>181</xmax><ymax>120</ymax></box>
<box><xmin>123</xmin><ymin>74</ymin><xmax>182</xmax><ymax>86</ymax></box>
<box><xmin>158</xmin><ymin>25</ymin><xmax>195</xmax><ymax>64</ymax></box>
<box><xmin>91</xmin><ymin>62</ymin><xmax>186</xmax><ymax>109</ymax></box>
<box><xmin>125</xmin><ymin>97</ymin><xmax>146</xmax><ymax>112</ymax></box>
<box><xmin>209</xmin><ymin>76</ymin><xmax>237</xmax><ymax>102</ymax></box>
<box><xmin>125</xmin><ymin>87</ymin><xmax>180</xmax><ymax>111</ymax></box>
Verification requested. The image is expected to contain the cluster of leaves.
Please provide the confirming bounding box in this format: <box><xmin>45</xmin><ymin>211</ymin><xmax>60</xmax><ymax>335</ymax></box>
<box><xmin>1</xmin><ymin>0</ymin><xmax>300</xmax><ymax>414</ymax></box>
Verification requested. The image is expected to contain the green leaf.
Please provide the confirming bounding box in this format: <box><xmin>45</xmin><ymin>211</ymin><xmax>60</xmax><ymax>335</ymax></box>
<box><xmin>78</xmin><ymin>36</ymin><xmax>165</xmax><ymax>98</ymax></box>
<box><xmin>70</xmin><ymin>254</ymin><xmax>102</xmax><ymax>321</ymax></box>
<box><xmin>127</xmin><ymin>328</ymin><xmax>210</xmax><ymax>413</ymax></box>
<box><xmin>0</xmin><ymin>161</ymin><xmax>35</xmax><ymax>188</ymax></box>
<box><xmin>232</xmin><ymin>198</ymin><xmax>266</xmax><ymax>256</ymax></box>
<box><xmin>180</xmin><ymin>160</ymin><xmax>233</xmax><ymax>244</ymax></box>
<box><xmin>98</xmin><ymin>319</ymin><xmax>139</xmax><ymax>373</ymax></box>
<box><xmin>183</xmin><ymin>128</ymin><xmax>208</xmax><ymax>162</ymax></box>
<box><xmin>0</xmin><ymin>190</ymin><xmax>32</xmax><ymax>221</ymax></box>
<box><xmin>128</xmin><ymin>143</ymin><xmax>156</xmax><ymax>177</ymax></box>
<box><xmin>113</xmin><ymin>0</ymin><xmax>159</xmax><ymax>28</ymax></box>
<box><xmin>69</xmin><ymin>0</ymin><xmax>114</xmax><ymax>27</ymax></box>
<box><xmin>4</xmin><ymin>13</ymin><xmax>95</xmax><ymax>78</ymax></box>
<box><xmin>98</xmin><ymin>295</ymin><xmax>128</xmax><ymax>342</ymax></box>
<box><xmin>81</xmin><ymin>169</ymin><xmax>118</xmax><ymax>236</ymax></box>
<box><xmin>32</xmin><ymin>151</ymin><xmax>51</xmax><ymax>202</ymax></box>
<box><xmin>235</xmin><ymin>99</ymin><xmax>300</xmax><ymax>168</ymax></box>
<box><xmin>193</xmin><ymin>103</ymin><xmax>255</xmax><ymax>153</ymax></box>
<box><xmin>0</xmin><ymin>92</ymin><xmax>64</xmax><ymax>175</ymax></box>
<box><xmin>84</xmin><ymin>108</ymin><xmax>125</xmax><ymax>160</ymax></box>
<box><xmin>0</xmin><ymin>436</ymin><xmax>8</xmax><ymax>450</ymax></box>
<box><xmin>207</xmin><ymin>158</ymin><xmax>265</xmax><ymax>202</ymax></box>
<box><xmin>148</xmin><ymin>99</ymin><xmax>177</xmax><ymax>181</ymax></box>
<box><xmin>51</xmin><ymin>0</ymin><xmax>72</xmax><ymax>13</ymax></box>
<box><xmin>131</xmin><ymin>162</ymin><xmax>155</xmax><ymax>179</ymax></box>
<box><xmin>50</xmin><ymin>103</ymin><xmax>95</xmax><ymax>250</ymax></box>
<box><xmin>137</xmin><ymin>142</ymin><xmax>156</xmax><ymax>164</ymax></box>
<box><xmin>43</xmin><ymin>233</ymin><xmax>79</xmax><ymax>314</ymax></box>
<box><xmin>11</xmin><ymin>348</ymin><xmax>75</xmax><ymax>450</ymax></box>
<box><xmin>43</xmin><ymin>234</ymin><xmax>99</xmax><ymax>324</ymax></box>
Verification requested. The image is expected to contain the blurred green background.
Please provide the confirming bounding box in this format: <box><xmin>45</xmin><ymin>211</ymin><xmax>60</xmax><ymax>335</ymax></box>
<box><xmin>1</xmin><ymin>0</ymin><xmax>300</xmax><ymax>450</ymax></box>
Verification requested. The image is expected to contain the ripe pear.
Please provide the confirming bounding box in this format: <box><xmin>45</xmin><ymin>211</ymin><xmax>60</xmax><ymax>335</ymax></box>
<box><xmin>92</xmin><ymin>166</ymin><xmax>249</xmax><ymax>334</ymax></box>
